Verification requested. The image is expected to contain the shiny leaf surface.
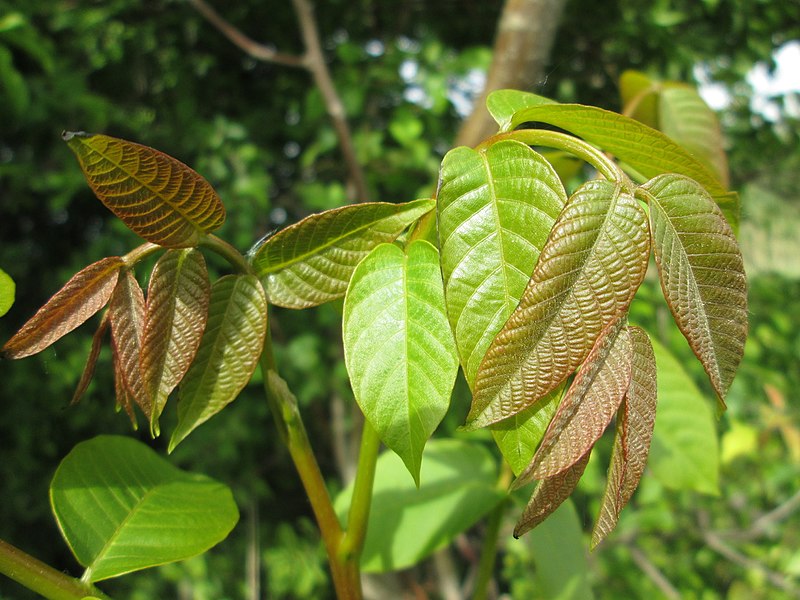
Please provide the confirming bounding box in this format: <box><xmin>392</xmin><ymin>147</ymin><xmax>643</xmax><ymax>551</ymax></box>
<box><xmin>64</xmin><ymin>132</ymin><xmax>225</xmax><ymax>248</ymax></box>
<box><xmin>519</xmin><ymin>318</ymin><xmax>632</xmax><ymax>485</ymax></box>
<box><xmin>51</xmin><ymin>435</ymin><xmax>238</xmax><ymax>582</ymax></box>
<box><xmin>2</xmin><ymin>256</ymin><xmax>124</xmax><ymax>359</ymax></box>
<box><xmin>108</xmin><ymin>270</ymin><xmax>149</xmax><ymax>418</ymax></box>
<box><xmin>0</xmin><ymin>267</ymin><xmax>14</xmax><ymax>317</ymax></box>
<box><xmin>513</xmin><ymin>450</ymin><xmax>590</xmax><ymax>538</ymax></box>
<box><xmin>343</xmin><ymin>241</ymin><xmax>458</xmax><ymax>484</ymax></box>
<box><xmin>169</xmin><ymin>275</ymin><xmax>267</xmax><ymax>451</ymax></box>
<box><xmin>592</xmin><ymin>326</ymin><xmax>657</xmax><ymax>547</ymax></box>
<box><xmin>642</xmin><ymin>174</ymin><xmax>747</xmax><ymax>402</ymax></box>
<box><xmin>437</xmin><ymin>141</ymin><xmax>566</xmax><ymax>387</ymax></box>
<box><xmin>486</xmin><ymin>89</ymin><xmax>556</xmax><ymax>132</ymax></box>
<box><xmin>469</xmin><ymin>180</ymin><xmax>649</xmax><ymax>429</ymax></box>
<box><xmin>141</xmin><ymin>249</ymin><xmax>210</xmax><ymax>435</ymax></box>
<box><xmin>251</xmin><ymin>199</ymin><xmax>434</xmax><ymax>308</ymax></box>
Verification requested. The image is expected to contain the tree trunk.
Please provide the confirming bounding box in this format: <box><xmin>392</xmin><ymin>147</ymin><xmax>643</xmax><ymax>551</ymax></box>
<box><xmin>455</xmin><ymin>0</ymin><xmax>568</xmax><ymax>148</ymax></box>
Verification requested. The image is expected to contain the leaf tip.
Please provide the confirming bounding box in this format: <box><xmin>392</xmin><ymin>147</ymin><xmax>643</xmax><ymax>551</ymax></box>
<box><xmin>62</xmin><ymin>130</ymin><xmax>87</xmax><ymax>142</ymax></box>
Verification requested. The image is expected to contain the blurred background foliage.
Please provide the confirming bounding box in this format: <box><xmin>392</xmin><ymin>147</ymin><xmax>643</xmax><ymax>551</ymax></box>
<box><xmin>0</xmin><ymin>0</ymin><xmax>798</xmax><ymax>598</ymax></box>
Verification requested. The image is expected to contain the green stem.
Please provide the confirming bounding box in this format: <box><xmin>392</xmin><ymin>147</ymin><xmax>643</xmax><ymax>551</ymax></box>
<box><xmin>121</xmin><ymin>242</ymin><xmax>161</xmax><ymax>267</ymax></box>
<box><xmin>338</xmin><ymin>419</ymin><xmax>381</xmax><ymax>563</ymax></box>
<box><xmin>473</xmin><ymin>462</ymin><xmax>514</xmax><ymax>600</ymax></box>
<box><xmin>483</xmin><ymin>129</ymin><xmax>630</xmax><ymax>187</ymax></box>
<box><xmin>259</xmin><ymin>326</ymin><xmax>361</xmax><ymax>599</ymax></box>
<box><xmin>200</xmin><ymin>234</ymin><xmax>253</xmax><ymax>274</ymax></box>
<box><xmin>0</xmin><ymin>539</ymin><xmax>112</xmax><ymax>600</ymax></box>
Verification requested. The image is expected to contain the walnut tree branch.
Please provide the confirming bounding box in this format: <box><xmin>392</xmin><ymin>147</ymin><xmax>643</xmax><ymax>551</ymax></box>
<box><xmin>187</xmin><ymin>0</ymin><xmax>370</xmax><ymax>203</ymax></box>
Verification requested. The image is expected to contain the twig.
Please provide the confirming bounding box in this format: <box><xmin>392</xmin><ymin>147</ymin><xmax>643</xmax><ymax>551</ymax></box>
<box><xmin>723</xmin><ymin>488</ymin><xmax>800</xmax><ymax>542</ymax></box>
<box><xmin>187</xmin><ymin>0</ymin><xmax>370</xmax><ymax>203</ymax></box>
<box><xmin>187</xmin><ymin>0</ymin><xmax>305</xmax><ymax>67</ymax></box>
<box><xmin>628</xmin><ymin>546</ymin><xmax>681</xmax><ymax>600</ymax></box>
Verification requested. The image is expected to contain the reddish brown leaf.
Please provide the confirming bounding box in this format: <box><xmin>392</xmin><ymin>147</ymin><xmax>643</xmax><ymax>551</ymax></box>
<box><xmin>2</xmin><ymin>257</ymin><xmax>125</xmax><ymax>359</ymax></box>
<box><xmin>71</xmin><ymin>311</ymin><xmax>110</xmax><ymax>405</ymax></box>
<box><xmin>64</xmin><ymin>132</ymin><xmax>225</xmax><ymax>248</ymax></box>
<box><xmin>591</xmin><ymin>326</ymin><xmax>657</xmax><ymax>547</ymax></box>
<box><xmin>513</xmin><ymin>450</ymin><xmax>591</xmax><ymax>538</ymax></box>
<box><xmin>112</xmin><ymin>341</ymin><xmax>137</xmax><ymax>428</ymax></box>
<box><xmin>514</xmin><ymin>317</ymin><xmax>633</xmax><ymax>487</ymax></box>
<box><xmin>141</xmin><ymin>249</ymin><xmax>210</xmax><ymax>435</ymax></box>
<box><xmin>108</xmin><ymin>270</ymin><xmax>150</xmax><ymax>419</ymax></box>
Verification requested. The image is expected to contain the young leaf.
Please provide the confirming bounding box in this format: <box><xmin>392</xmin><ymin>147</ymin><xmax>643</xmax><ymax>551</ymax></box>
<box><xmin>648</xmin><ymin>337</ymin><xmax>719</xmax><ymax>495</ymax></box>
<box><xmin>513</xmin><ymin>450</ymin><xmax>590</xmax><ymax>538</ymax></box>
<box><xmin>0</xmin><ymin>267</ymin><xmax>14</xmax><ymax>317</ymax></box>
<box><xmin>343</xmin><ymin>241</ymin><xmax>459</xmax><ymax>484</ymax></box>
<box><xmin>2</xmin><ymin>256</ymin><xmax>124</xmax><ymax>359</ymax></box>
<box><xmin>71</xmin><ymin>312</ymin><xmax>110</xmax><ymax>405</ymax></box>
<box><xmin>486</xmin><ymin>89</ymin><xmax>556</xmax><ymax>132</ymax></box>
<box><xmin>108</xmin><ymin>270</ymin><xmax>149</xmax><ymax>418</ymax></box>
<box><xmin>592</xmin><ymin>326</ymin><xmax>657</xmax><ymax>547</ymax></box>
<box><xmin>113</xmin><ymin>343</ymin><xmax>138</xmax><ymax>428</ymax></box>
<box><xmin>659</xmin><ymin>86</ymin><xmax>730</xmax><ymax>188</ymax></box>
<box><xmin>169</xmin><ymin>274</ymin><xmax>267</xmax><ymax>451</ymax></box>
<box><xmin>516</xmin><ymin>317</ymin><xmax>632</xmax><ymax>486</ymax></box>
<box><xmin>502</xmin><ymin>102</ymin><xmax>737</xmax><ymax>226</ymax></box>
<box><xmin>333</xmin><ymin>439</ymin><xmax>505</xmax><ymax>573</ymax></box>
<box><xmin>250</xmin><ymin>199</ymin><xmax>434</xmax><ymax>309</ymax></box>
<box><xmin>469</xmin><ymin>180</ymin><xmax>649</xmax><ymax>429</ymax></box>
<box><xmin>437</xmin><ymin>141</ymin><xmax>567</xmax><ymax>387</ymax></box>
<box><xmin>63</xmin><ymin>132</ymin><xmax>225</xmax><ymax>248</ymax></box>
<box><xmin>50</xmin><ymin>435</ymin><xmax>238</xmax><ymax>582</ymax></box>
<box><xmin>141</xmin><ymin>249</ymin><xmax>210</xmax><ymax>435</ymax></box>
<box><xmin>641</xmin><ymin>174</ymin><xmax>747</xmax><ymax>402</ymax></box>
<box><xmin>489</xmin><ymin>384</ymin><xmax>563</xmax><ymax>476</ymax></box>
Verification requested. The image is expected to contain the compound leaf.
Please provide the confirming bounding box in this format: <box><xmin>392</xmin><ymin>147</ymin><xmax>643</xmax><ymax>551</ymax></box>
<box><xmin>108</xmin><ymin>270</ymin><xmax>149</xmax><ymax>419</ymax></box>
<box><xmin>142</xmin><ymin>249</ymin><xmax>210</xmax><ymax>435</ymax></box>
<box><xmin>641</xmin><ymin>174</ymin><xmax>747</xmax><ymax>403</ymax></box>
<box><xmin>2</xmin><ymin>256</ymin><xmax>124</xmax><ymax>359</ymax></box>
<box><xmin>343</xmin><ymin>241</ymin><xmax>458</xmax><ymax>484</ymax></box>
<box><xmin>503</xmin><ymin>102</ymin><xmax>737</xmax><ymax>226</ymax></box>
<box><xmin>592</xmin><ymin>326</ymin><xmax>657</xmax><ymax>547</ymax></box>
<box><xmin>64</xmin><ymin>132</ymin><xmax>225</xmax><ymax>248</ymax></box>
<box><xmin>517</xmin><ymin>318</ymin><xmax>632</xmax><ymax>485</ymax></box>
<box><xmin>469</xmin><ymin>180</ymin><xmax>649</xmax><ymax>429</ymax></box>
<box><xmin>169</xmin><ymin>275</ymin><xmax>267</xmax><ymax>451</ymax></box>
<box><xmin>437</xmin><ymin>141</ymin><xmax>566</xmax><ymax>388</ymax></box>
<box><xmin>50</xmin><ymin>435</ymin><xmax>238</xmax><ymax>582</ymax></box>
<box><xmin>251</xmin><ymin>199</ymin><xmax>434</xmax><ymax>309</ymax></box>
<box><xmin>513</xmin><ymin>450</ymin><xmax>590</xmax><ymax>538</ymax></box>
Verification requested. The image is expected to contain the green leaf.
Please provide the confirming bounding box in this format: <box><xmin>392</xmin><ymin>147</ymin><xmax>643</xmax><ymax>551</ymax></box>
<box><xmin>659</xmin><ymin>86</ymin><xmax>730</xmax><ymax>188</ymax></box>
<box><xmin>50</xmin><ymin>435</ymin><xmax>238</xmax><ymax>582</ymax></box>
<box><xmin>334</xmin><ymin>439</ymin><xmax>505</xmax><ymax>572</ymax></box>
<box><xmin>141</xmin><ymin>249</ymin><xmax>210</xmax><ymax>435</ymax></box>
<box><xmin>2</xmin><ymin>257</ymin><xmax>124</xmax><ymax>359</ymax></box>
<box><xmin>343</xmin><ymin>241</ymin><xmax>458</xmax><ymax>484</ymax></box>
<box><xmin>524</xmin><ymin>500</ymin><xmax>595</xmax><ymax>600</ymax></box>
<box><xmin>64</xmin><ymin>132</ymin><xmax>225</xmax><ymax>248</ymax></box>
<box><xmin>520</xmin><ymin>318</ymin><xmax>632</xmax><ymax>485</ymax></box>
<box><xmin>469</xmin><ymin>180</ymin><xmax>650</xmax><ymax>429</ymax></box>
<box><xmin>490</xmin><ymin>384</ymin><xmax>563</xmax><ymax>476</ymax></box>
<box><xmin>641</xmin><ymin>174</ymin><xmax>748</xmax><ymax>402</ymax></box>
<box><xmin>619</xmin><ymin>70</ymin><xmax>659</xmax><ymax>128</ymax></box>
<box><xmin>250</xmin><ymin>199</ymin><xmax>434</xmax><ymax>309</ymax></box>
<box><xmin>513</xmin><ymin>451</ymin><xmax>590</xmax><ymax>538</ymax></box>
<box><xmin>486</xmin><ymin>89</ymin><xmax>556</xmax><ymax>132</ymax></box>
<box><xmin>0</xmin><ymin>267</ymin><xmax>15</xmax><ymax>317</ymax></box>
<box><xmin>648</xmin><ymin>337</ymin><xmax>719</xmax><ymax>495</ymax></box>
<box><xmin>503</xmin><ymin>102</ymin><xmax>737</xmax><ymax>226</ymax></box>
<box><xmin>108</xmin><ymin>270</ymin><xmax>149</xmax><ymax>419</ymax></box>
<box><xmin>169</xmin><ymin>275</ymin><xmax>267</xmax><ymax>451</ymax></box>
<box><xmin>437</xmin><ymin>141</ymin><xmax>567</xmax><ymax>387</ymax></box>
<box><xmin>592</xmin><ymin>326</ymin><xmax>657</xmax><ymax>548</ymax></box>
